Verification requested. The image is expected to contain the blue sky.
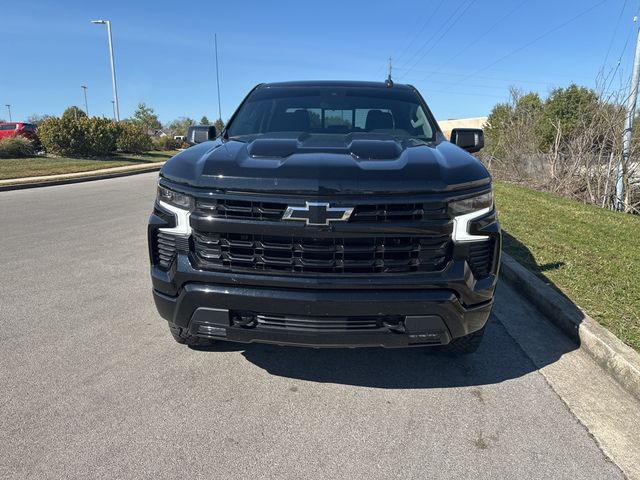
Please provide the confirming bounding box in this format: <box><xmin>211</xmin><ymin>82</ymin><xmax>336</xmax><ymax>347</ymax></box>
<box><xmin>2</xmin><ymin>0</ymin><xmax>638</xmax><ymax>123</ymax></box>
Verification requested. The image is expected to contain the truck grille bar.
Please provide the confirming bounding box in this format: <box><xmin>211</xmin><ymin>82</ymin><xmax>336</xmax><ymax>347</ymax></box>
<box><xmin>256</xmin><ymin>314</ymin><xmax>383</xmax><ymax>331</ymax></box>
<box><xmin>192</xmin><ymin>232</ymin><xmax>451</xmax><ymax>275</ymax></box>
<box><xmin>195</xmin><ymin>198</ymin><xmax>449</xmax><ymax>223</ymax></box>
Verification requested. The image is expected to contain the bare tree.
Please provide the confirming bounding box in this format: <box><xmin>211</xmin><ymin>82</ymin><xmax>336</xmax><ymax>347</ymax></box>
<box><xmin>482</xmin><ymin>84</ymin><xmax>639</xmax><ymax>213</ymax></box>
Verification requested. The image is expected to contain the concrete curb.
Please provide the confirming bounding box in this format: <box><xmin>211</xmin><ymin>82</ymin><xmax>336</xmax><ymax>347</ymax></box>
<box><xmin>0</xmin><ymin>162</ymin><xmax>165</xmax><ymax>192</ymax></box>
<box><xmin>501</xmin><ymin>252</ymin><xmax>640</xmax><ymax>400</ymax></box>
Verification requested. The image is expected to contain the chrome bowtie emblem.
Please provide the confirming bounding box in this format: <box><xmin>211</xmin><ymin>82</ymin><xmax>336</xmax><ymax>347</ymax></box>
<box><xmin>282</xmin><ymin>202</ymin><xmax>353</xmax><ymax>226</ymax></box>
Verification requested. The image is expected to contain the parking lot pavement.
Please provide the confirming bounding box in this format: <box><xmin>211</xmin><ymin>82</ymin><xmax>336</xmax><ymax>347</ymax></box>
<box><xmin>0</xmin><ymin>174</ymin><xmax>629</xmax><ymax>479</ymax></box>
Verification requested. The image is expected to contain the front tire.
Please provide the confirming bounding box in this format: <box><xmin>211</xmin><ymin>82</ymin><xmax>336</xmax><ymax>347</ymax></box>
<box><xmin>446</xmin><ymin>326</ymin><xmax>486</xmax><ymax>355</ymax></box>
<box><xmin>168</xmin><ymin>324</ymin><xmax>216</xmax><ymax>347</ymax></box>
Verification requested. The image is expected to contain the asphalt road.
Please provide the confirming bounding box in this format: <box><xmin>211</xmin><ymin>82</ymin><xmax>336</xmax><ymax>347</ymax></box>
<box><xmin>0</xmin><ymin>173</ymin><xmax>631</xmax><ymax>479</ymax></box>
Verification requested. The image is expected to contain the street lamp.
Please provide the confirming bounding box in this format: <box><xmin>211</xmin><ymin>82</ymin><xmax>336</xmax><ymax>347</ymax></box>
<box><xmin>91</xmin><ymin>19</ymin><xmax>120</xmax><ymax>121</ymax></box>
<box><xmin>81</xmin><ymin>85</ymin><xmax>89</xmax><ymax>116</ymax></box>
<box><xmin>5</xmin><ymin>104</ymin><xmax>11</xmax><ymax>122</ymax></box>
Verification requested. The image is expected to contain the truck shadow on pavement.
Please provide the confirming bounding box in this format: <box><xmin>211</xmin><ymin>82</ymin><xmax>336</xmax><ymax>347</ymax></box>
<box><xmin>193</xmin><ymin>232</ymin><xmax>582</xmax><ymax>389</ymax></box>
<box><xmin>501</xmin><ymin>231</ymin><xmax>566</xmax><ymax>292</ymax></box>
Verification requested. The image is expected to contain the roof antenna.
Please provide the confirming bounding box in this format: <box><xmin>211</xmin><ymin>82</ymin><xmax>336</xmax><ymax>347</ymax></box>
<box><xmin>385</xmin><ymin>56</ymin><xmax>394</xmax><ymax>87</ymax></box>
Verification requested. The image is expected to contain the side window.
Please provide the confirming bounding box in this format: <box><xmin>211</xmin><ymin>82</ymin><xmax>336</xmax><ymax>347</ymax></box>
<box><xmin>285</xmin><ymin>108</ymin><xmax>322</xmax><ymax>128</ymax></box>
<box><xmin>411</xmin><ymin>106</ymin><xmax>433</xmax><ymax>138</ymax></box>
<box><xmin>307</xmin><ymin>109</ymin><xmax>322</xmax><ymax>128</ymax></box>
<box><xmin>354</xmin><ymin>109</ymin><xmax>392</xmax><ymax>129</ymax></box>
<box><xmin>0</xmin><ymin>123</ymin><xmax>17</xmax><ymax>130</ymax></box>
<box><xmin>324</xmin><ymin>110</ymin><xmax>352</xmax><ymax>128</ymax></box>
<box><xmin>232</xmin><ymin>100</ymin><xmax>272</xmax><ymax>135</ymax></box>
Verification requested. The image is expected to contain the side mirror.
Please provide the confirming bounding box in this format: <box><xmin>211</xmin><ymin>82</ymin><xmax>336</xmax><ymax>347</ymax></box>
<box><xmin>187</xmin><ymin>125</ymin><xmax>217</xmax><ymax>145</ymax></box>
<box><xmin>450</xmin><ymin>128</ymin><xmax>484</xmax><ymax>153</ymax></box>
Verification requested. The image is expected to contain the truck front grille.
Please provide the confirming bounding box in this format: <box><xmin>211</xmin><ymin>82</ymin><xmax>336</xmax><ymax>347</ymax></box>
<box><xmin>195</xmin><ymin>199</ymin><xmax>448</xmax><ymax>223</ymax></box>
<box><xmin>197</xmin><ymin>198</ymin><xmax>284</xmax><ymax>220</ymax></box>
<box><xmin>192</xmin><ymin>232</ymin><xmax>451</xmax><ymax>275</ymax></box>
<box><xmin>351</xmin><ymin>202</ymin><xmax>447</xmax><ymax>222</ymax></box>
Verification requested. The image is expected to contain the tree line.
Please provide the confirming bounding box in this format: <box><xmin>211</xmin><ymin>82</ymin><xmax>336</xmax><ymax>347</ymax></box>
<box><xmin>127</xmin><ymin>103</ymin><xmax>225</xmax><ymax>137</ymax></box>
<box><xmin>3</xmin><ymin>103</ymin><xmax>227</xmax><ymax>158</ymax></box>
<box><xmin>481</xmin><ymin>84</ymin><xmax>639</xmax><ymax>213</ymax></box>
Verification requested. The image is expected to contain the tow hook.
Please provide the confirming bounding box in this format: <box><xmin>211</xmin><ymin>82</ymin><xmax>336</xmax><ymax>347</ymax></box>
<box><xmin>232</xmin><ymin>312</ymin><xmax>257</xmax><ymax>328</ymax></box>
<box><xmin>383</xmin><ymin>319</ymin><xmax>405</xmax><ymax>333</ymax></box>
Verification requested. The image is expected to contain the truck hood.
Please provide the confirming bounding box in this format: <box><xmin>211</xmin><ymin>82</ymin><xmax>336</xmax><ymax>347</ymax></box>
<box><xmin>160</xmin><ymin>133</ymin><xmax>491</xmax><ymax>195</ymax></box>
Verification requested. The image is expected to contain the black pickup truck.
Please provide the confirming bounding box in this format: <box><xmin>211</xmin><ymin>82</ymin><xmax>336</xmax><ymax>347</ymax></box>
<box><xmin>148</xmin><ymin>81</ymin><xmax>501</xmax><ymax>354</ymax></box>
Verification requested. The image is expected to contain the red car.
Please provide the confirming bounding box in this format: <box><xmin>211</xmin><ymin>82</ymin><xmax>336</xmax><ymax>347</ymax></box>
<box><xmin>0</xmin><ymin>122</ymin><xmax>38</xmax><ymax>141</ymax></box>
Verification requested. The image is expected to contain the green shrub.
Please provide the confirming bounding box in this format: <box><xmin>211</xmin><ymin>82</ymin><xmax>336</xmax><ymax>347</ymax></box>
<box><xmin>61</xmin><ymin>106</ymin><xmax>88</xmax><ymax>122</ymax></box>
<box><xmin>0</xmin><ymin>137</ymin><xmax>35</xmax><ymax>159</ymax></box>
<box><xmin>117</xmin><ymin>122</ymin><xmax>153</xmax><ymax>153</ymax></box>
<box><xmin>85</xmin><ymin>117</ymin><xmax>119</xmax><ymax>155</ymax></box>
<box><xmin>38</xmin><ymin>117</ymin><xmax>79</xmax><ymax>156</ymax></box>
<box><xmin>38</xmin><ymin>114</ymin><xmax>118</xmax><ymax>157</ymax></box>
<box><xmin>152</xmin><ymin>136</ymin><xmax>180</xmax><ymax>151</ymax></box>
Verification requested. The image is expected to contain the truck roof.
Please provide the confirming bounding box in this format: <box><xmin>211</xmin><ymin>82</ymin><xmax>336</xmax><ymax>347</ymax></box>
<box><xmin>259</xmin><ymin>80</ymin><xmax>414</xmax><ymax>90</ymax></box>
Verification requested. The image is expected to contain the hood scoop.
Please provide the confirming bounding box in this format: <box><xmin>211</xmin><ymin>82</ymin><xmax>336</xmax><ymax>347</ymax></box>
<box><xmin>247</xmin><ymin>135</ymin><xmax>403</xmax><ymax>160</ymax></box>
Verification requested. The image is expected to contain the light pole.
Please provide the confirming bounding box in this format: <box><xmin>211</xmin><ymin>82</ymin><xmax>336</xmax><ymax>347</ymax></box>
<box><xmin>91</xmin><ymin>19</ymin><xmax>120</xmax><ymax>121</ymax></box>
<box><xmin>81</xmin><ymin>85</ymin><xmax>89</xmax><ymax>116</ymax></box>
<box><xmin>5</xmin><ymin>104</ymin><xmax>11</xmax><ymax>122</ymax></box>
<box><xmin>214</xmin><ymin>33</ymin><xmax>222</xmax><ymax>124</ymax></box>
<box><xmin>111</xmin><ymin>100</ymin><xmax>116</xmax><ymax>120</ymax></box>
<box><xmin>617</xmin><ymin>26</ymin><xmax>640</xmax><ymax>211</ymax></box>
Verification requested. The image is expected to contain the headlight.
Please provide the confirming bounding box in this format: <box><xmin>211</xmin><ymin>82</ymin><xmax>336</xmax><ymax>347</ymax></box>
<box><xmin>157</xmin><ymin>185</ymin><xmax>193</xmax><ymax>236</ymax></box>
<box><xmin>449</xmin><ymin>191</ymin><xmax>493</xmax><ymax>216</ymax></box>
<box><xmin>157</xmin><ymin>185</ymin><xmax>194</xmax><ymax>210</ymax></box>
<box><xmin>450</xmin><ymin>191</ymin><xmax>494</xmax><ymax>243</ymax></box>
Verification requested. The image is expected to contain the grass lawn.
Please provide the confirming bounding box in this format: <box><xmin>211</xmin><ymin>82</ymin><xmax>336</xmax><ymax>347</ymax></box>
<box><xmin>494</xmin><ymin>180</ymin><xmax>640</xmax><ymax>352</ymax></box>
<box><xmin>0</xmin><ymin>151</ymin><xmax>178</xmax><ymax>180</ymax></box>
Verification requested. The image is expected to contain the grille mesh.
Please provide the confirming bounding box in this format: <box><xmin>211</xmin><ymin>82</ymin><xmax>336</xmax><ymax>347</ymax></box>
<box><xmin>351</xmin><ymin>202</ymin><xmax>448</xmax><ymax>222</ymax></box>
<box><xmin>197</xmin><ymin>198</ymin><xmax>284</xmax><ymax>220</ymax></box>
<box><xmin>194</xmin><ymin>198</ymin><xmax>448</xmax><ymax>223</ymax></box>
<box><xmin>192</xmin><ymin>232</ymin><xmax>451</xmax><ymax>275</ymax></box>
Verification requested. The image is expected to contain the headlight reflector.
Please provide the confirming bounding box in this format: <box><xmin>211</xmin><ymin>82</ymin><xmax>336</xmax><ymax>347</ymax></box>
<box><xmin>448</xmin><ymin>191</ymin><xmax>493</xmax><ymax>217</ymax></box>
<box><xmin>450</xmin><ymin>191</ymin><xmax>494</xmax><ymax>243</ymax></box>
<box><xmin>157</xmin><ymin>185</ymin><xmax>194</xmax><ymax>210</ymax></box>
<box><xmin>157</xmin><ymin>185</ymin><xmax>193</xmax><ymax>236</ymax></box>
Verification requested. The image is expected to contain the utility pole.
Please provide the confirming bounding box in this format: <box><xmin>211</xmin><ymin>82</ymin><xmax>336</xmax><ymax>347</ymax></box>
<box><xmin>81</xmin><ymin>85</ymin><xmax>89</xmax><ymax>116</ymax></box>
<box><xmin>617</xmin><ymin>23</ymin><xmax>640</xmax><ymax>211</ymax></box>
<box><xmin>215</xmin><ymin>33</ymin><xmax>222</xmax><ymax>123</ymax></box>
<box><xmin>5</xmin><ymin>104</ymin><xmax>11</xmax><ymax>121</ymax></box>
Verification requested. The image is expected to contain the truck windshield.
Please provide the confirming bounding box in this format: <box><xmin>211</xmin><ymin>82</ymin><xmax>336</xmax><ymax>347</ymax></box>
<box><xmin>227</xmin><ymin>86</ymin><xmax>437</xmax><ymax>141</ymax></box>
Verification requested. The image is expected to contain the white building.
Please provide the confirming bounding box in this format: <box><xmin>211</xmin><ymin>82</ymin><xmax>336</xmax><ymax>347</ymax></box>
<box><xmin>437</xmin><ymin>117</ymin><xmax>488</xmax><ymax>140</ymax></box>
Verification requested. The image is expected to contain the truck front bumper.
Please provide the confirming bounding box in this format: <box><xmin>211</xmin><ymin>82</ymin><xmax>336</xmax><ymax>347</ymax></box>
<box><xmin>149</xmin><ymin>201</ymin><xmax>501</xmax><ymax>348</ymax></box>
<box><xmin>153</xmin><ymin>280</ymin><xmax>493</xmax><ymax>348</ymax></box>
